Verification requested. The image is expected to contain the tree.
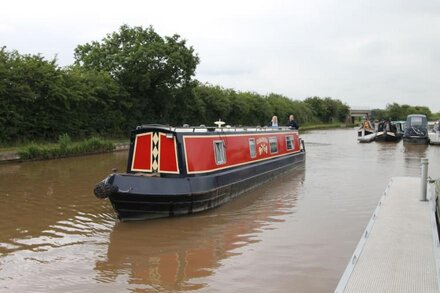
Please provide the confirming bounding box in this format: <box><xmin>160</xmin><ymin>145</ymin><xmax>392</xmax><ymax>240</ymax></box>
<box><xmin>0</xmin><ymin>48</ymin><xmax>22</xmax><ymax>142</ymax></box>
<box><xmin>267</xmin><ymin>93</ymin><xmax>294</xmax><ymax>125</ymax></box>
<box><xmin>193</xmin><ymin>84</ymin><xmax>232</xmax><ymax>124</ymax></box>
<box><xmin>0</xmin><ymin>46</ymin><xmax>130</xmax><ymax>143</ymax></box>
<box><xmin>385</xmin><ymin>103</ymin><xmax>433</xmax><ymax>120</ymax></box>
<box><xmin>74</xmin><ymin>25</ymin><xmax>200</xmax><ymax>126</ymax></box>
<box><xmin>304</xmin><ymin>97</ymin><xmax>328</xmax><ymax>122</ymax></box>
<box><xmin>63</xmin><ymin>66</ymin><xmax>128</xmax><ymax>137</ymax></box>
<box><xmin>324</xmin><ymin>97</ymin><xmax>350</xmax><ymax>122</ymax></box>
<box><xmin>0</xmin><ymin>48</ymin><xmax>68</xmax><ymax>141</ymax></box>
<box><xmin>371</xmin><ymin>108</ymin><xmax>386</xmax><ymax>121</ymax></box>
<box><xmin>287</xmin><ymin>100</ymin><xmax>316</xmax><ymax>125</ymax></box>
<box><xmin>304</xmin><ymin>96</ymin><xmax>348</xmax><ymax>123</ymax></box>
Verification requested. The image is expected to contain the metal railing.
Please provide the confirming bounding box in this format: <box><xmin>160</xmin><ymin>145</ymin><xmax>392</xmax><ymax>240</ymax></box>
<box><xmin>136</xmin><ymin>123</ymin><xmax>299</xmax><ymax>133</ymax></box>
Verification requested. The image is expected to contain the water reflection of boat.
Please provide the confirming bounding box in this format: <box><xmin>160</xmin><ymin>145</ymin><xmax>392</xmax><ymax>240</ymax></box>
<box><xmin>375</xmin><ymin>120</ymin><xmax>404</xmax><ymax>142</ymax></box>
<box><xmin>94</xmin><ymin>169</ymin><xmax>304</xmax><ymax>291</ymax></box>
<box><xmin>403</xmin><ymin>114</ymin><xmax>430</xmax><ymax>144</ymax></box>
<box><xmin>357</xmin><ymin>120</ymin><xmax>376</xmax><ymax>143</ymax></box>
<box><xmin>94</xmin><ymin>123</ymin><xmax>306</xmax><ymax>221</ymax></box>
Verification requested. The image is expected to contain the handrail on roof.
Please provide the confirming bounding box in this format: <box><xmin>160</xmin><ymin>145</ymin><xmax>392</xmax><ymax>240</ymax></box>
<box><xmin>136</xmin><ymin>124</ymin><xmax>297</xmax><ymax>133</ymax></box>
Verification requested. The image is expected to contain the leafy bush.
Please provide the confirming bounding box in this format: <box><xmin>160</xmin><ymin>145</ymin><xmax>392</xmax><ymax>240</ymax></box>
<box><xmin>18</xmin><ymin>136</ymin><xmax>115</xmax><ymax>160</ymax></box>
<box><xmin>18</xmin><ymin>143</ymin><xmax>46</xmax><ymax>160</ymax></box>
<box><xmin>58</xmin><ymin>133</ymin><xmax>72</xmax><ymax>153</ymax></box>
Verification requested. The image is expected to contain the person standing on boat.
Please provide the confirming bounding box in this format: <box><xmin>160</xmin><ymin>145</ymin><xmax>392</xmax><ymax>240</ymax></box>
<box><xmin>271</xmin><ymin>116</ymin><xmax>279</xmax><ymax>128</ymax></box>
<box><xmin>362</xmin><ymin>119</ymin><xmax>373</xmax><ymax>131</ymax></box>
<box><xmin>288</xmin><ymin>114</ymin><xmax>299</xmax><ymax>129</ymax></box>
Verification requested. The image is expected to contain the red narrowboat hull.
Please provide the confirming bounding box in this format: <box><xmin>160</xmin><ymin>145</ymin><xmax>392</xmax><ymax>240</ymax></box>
<box><xmin>94</xmin><ymin>125</ymin><xmax>306</xmax><ymax>221</ymax></box>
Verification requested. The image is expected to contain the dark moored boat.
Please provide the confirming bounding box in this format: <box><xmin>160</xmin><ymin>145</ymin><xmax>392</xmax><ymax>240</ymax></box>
<box><xmin>403</xmin><ymin>114</ymin><xmax>430</xmax><ymax>144</ymax></box>
<box><xmin>375</xmin><ymin>120</ymin><xmax>403</xmax><ymax>142</ymax></box>
<box><xmin>94</xmin><ymin>123</ymin><xmax>306</xmax><ymax>221</ymax></box>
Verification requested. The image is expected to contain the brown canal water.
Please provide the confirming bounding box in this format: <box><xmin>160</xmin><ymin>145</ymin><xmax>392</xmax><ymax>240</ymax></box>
<box><xmin>1</xmin><ymin>128</ymin><xmax>440</xmax><ymax>292</ymax></box>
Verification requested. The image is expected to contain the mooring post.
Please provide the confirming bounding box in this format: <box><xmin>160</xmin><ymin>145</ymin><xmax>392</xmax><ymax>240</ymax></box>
<box><xmin>420</xmin><ymin>158</ymin><xmax>429</xmax><ymax>201</ymax></box>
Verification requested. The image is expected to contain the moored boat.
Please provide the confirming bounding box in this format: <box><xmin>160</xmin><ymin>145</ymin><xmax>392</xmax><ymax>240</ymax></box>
<box><xmin>357</xmin><ymin>120</ymin><xmax>376</xmax><ymax>143</ymax></box>
<box><xmin>375</xmin><ymin>120</ymin><xmax>403</xmax><ymax>142</ymax></box>
<box><xmin>429</xmin><ymin>120</ymin><xmax>440</xmax><ymax>145</ymax></box>
<box><xmin>403</xmin><ymin>114</ymin><xmax>430</xmax><ymax>144</ymax></box>
<box><xmin>93</xmin><ymin>122</ymin><xmax>306</xmax><ymax>221</ymax></box>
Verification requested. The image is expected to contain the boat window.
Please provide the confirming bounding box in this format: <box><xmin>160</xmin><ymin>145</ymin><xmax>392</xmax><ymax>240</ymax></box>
<box><xmin>410</xmin><ymin>117</ymin><xmax>423</xmax><ymax>126</ymax></box>
<box><xmin>249</xmin><ymin>138</ymin><xmax>256</xmax><ymax>158</ymax></box>
<box><xmin>269</xmin><ymin>137</ymin><xmax>278</xmax><ymax>154</ymax></box>
<box><xmin>213</xmin><ymin>141</ymin><xmax>226</xmax><ymax>165</ymax></box>
<box><xmin>285</xmin><ymin>135</ymin><xmax>294</xmax><ymax>150</ymax></box>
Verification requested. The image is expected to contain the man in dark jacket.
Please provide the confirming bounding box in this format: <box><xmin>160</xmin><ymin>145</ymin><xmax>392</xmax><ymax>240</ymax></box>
<box><xmin>288</xmin><ymin>114</ymin><xmax>299</xmax><ymax>129</ymax></box>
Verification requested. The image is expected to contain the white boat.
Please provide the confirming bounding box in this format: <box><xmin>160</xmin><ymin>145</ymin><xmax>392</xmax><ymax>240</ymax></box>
<box><xmin>358</xmin><ymin>133</ymin><xmax>376</xmax><ymax>143</ymax></box>
<box><xmin>357</xmin><ymin>120</ymin><xmax>376</xmax><ymax>143</ymax></box>
<box><xmin>429</xmin><ymin>121</ymin><xmax>440</xmax><ymax>145</ymax></box>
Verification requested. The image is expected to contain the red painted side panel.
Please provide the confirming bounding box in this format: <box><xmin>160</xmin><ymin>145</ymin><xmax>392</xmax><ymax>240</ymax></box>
<box><xmin>159</xmin><ymin>134</ymin><xmax>179</xmax><ymax>173</ymax></box>
<box><xmin>184</xmin><ymin>132</ymin><xmax>301</xmax><ymax>174</ymax></box>
<box><xmin>184</xmin><ymin>138</ymin><xmax>217</xmax><ymax>172</ymax></box>
<box><xmin>131</xmin><ymin>133</ymin><xmax>152</xmax><ymax>172</ymax></box>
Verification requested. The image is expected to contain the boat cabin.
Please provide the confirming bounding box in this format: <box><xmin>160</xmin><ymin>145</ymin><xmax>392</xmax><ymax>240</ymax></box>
<box><xmin>403</xmin><ymin>114</ymin><xmax>429</xmax><ymax>144</ymax></box>
<box><xmin>127</xmin><ymin>125</ymin><xmax>303</xmax><ymax>177</ymax></box>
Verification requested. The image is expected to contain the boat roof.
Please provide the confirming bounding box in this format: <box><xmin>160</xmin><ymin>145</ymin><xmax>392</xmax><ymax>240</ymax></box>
<box><xmin>135</xmin><ymin>124</ymin><xmax>298</xmax><ymax>134</ymax></box>
<box><xmin>407</xmin><ymin>114</ymin><xmax>427</xmax><ymax>118</ymax></box>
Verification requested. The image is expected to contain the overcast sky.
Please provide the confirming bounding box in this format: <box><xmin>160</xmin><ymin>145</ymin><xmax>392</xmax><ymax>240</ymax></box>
<box><xmin>1</xmin><ymin>0</ymin><xmax>439</xmax><ymax>111</ymax></box>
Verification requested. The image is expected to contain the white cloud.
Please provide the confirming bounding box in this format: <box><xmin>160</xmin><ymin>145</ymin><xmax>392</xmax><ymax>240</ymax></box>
<box><xmin>1</xmin><ymin>0</ymin><xmax>440</xmax><ymax>111</ymax></box>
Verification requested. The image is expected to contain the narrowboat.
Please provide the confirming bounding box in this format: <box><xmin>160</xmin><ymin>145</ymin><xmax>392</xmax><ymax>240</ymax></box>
<box><xmin>93</xmin><ymin>122</ymin><xmax>306</xmax><ymax>221</ymax></box>
<box><xmin>403</xmin><ymin>114</ymin><xmax>430</xmax><ymax>144</ymax></box>
<box><xmin>375</xmin><ymin>120</ymin><xmax>403</xmax><ymax>142</ymax></box>
<box><xmin>357</xmin><ymin>120</ymin><xmax>376</xmax><ymax>143</ymax></box>
<box><xmin>429</xmin><ymin>120</ymin><xmax>440</xmax><ymax>145</ymax></box>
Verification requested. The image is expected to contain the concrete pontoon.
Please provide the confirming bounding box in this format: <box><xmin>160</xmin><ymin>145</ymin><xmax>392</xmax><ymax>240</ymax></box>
<box><xmin>335</xmin><ymin>174</ymin><xmax>440</xmax><ymax>292</ymax></box>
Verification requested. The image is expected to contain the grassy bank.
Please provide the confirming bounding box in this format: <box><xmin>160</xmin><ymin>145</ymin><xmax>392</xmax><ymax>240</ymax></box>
<box><xmin>300</xmin><ymin>123</ymin><xmax>354</xmax><ymax>131</ymax></box>
<box><xmin>17</xmin><ymin>134</ymin><xmax>116</xmax><ymax>160</ymax></box>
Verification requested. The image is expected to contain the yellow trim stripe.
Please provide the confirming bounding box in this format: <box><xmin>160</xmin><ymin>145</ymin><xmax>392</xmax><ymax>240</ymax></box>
<box><xmin>131</xmin><ymin>133</ymin><xmax>153</xmax><ymax>173</ymax></box>
<box><xmin>158</xmin><ymin>133</ymin><xmax>181</xmax><ymax>174</ymax></box>
<box><xmin>186</xmin><ymin>150</ymin><xmax>301</xmax><ymax>174</ymax></box>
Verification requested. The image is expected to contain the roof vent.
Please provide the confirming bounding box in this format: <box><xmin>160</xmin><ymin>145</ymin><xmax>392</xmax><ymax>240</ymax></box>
<box><xmin>214</xmin><ymin>119</ymin><xmax>225</xmax><ymax>128</ymax></box>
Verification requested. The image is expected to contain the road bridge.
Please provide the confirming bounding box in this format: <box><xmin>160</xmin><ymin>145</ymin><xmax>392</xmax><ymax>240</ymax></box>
<box><xmin>348</xmin><ymin>108</ymin><xmax>372</xmax><ymax>124</ymax></box>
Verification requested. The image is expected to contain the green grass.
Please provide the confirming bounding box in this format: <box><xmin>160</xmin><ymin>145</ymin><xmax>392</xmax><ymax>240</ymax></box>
<box><xmin>0</xmin><ymin>137</ymin><xmax>128</xmax><ymax>153</ymax></box>
<box><xmin>300</xmin><ymin>123</ymin><xmax>353</xmax><ymax>131</ymax></box>
<box><xmin>17</xmin><ymin>134</ymin><xmax>116</xmax><ymax>160</ymax></box>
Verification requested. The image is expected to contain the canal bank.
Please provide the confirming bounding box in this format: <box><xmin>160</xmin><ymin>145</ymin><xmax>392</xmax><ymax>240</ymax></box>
<box><xmin>0</xmin><ymin>142</ymin><xmax>129</xmax><ymax>163</ymax></box>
